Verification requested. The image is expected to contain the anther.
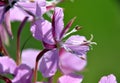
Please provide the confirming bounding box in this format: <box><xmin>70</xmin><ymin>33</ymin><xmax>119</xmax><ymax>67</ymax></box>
<box><xmin>75</xmin><ymin>25</ymin><xmax>82</xmax><ymax>30</ymax></box>
<box><xmin>82</xmin><ymin>34</ymin><xmax>97</xmax><ymax>46</ymax></box>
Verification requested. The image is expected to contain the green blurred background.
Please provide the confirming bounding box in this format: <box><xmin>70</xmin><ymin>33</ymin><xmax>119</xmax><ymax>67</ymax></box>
<box><xmin>4</xmin><ymin>0</ymin><xmax>120</xmax><ymax>83</ymax></box>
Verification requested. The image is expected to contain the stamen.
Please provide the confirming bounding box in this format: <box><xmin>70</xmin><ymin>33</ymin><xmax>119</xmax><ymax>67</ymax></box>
<box><xmin>62</xmin><ymin>44</ymin><xmax>72</xmax><ymax>52</ymax></box>
<box><xmin>63</xmin><ymin>26</ymin><xmax>82</xmax><ymax>38</ymax></box>
<box><xmin>80</xmin><ymin>57</ymin><xmax>86</xmax><ymax>60</ymax></box>
<box><xmin>83</xmin><ymin>34</ymin><xmax>97</xmax><ymax>45</ymax></box>
<box><xmin>46</xmin><ymin>0</ymin><xmax>63</xmax><ymax>6</ymax></box>
<box><xmin>62</xmin><ymin>44</ymin><xmax>86</xmax><ymax>60</ymax></box>
<box><xmin>75</xmin><ymin>25</ymin><xmax>82</xmax><ymax>30</ymax></box>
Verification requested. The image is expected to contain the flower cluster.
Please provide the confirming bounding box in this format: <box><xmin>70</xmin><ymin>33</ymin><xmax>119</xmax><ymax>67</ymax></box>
<box><xmin>0</xmin><ymin>0</ymin><xmax>117</xmax><ymax>83</ymax></box>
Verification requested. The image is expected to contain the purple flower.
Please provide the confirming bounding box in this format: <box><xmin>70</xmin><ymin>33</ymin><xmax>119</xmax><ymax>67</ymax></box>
<box><xmin>12</xmin><ymin>64</ymin><xmax>33</xmax><ymax>83</ymax></box>
<box><xmin>99</xmin><ymin>74</ymin><xmax>117</xmax><ymax>83</ymax></box>
<box><xmin>0</xmin><ymin>49</ymin><xmax>40</xmax><ymax>82</ymax></box>
<box><xmin>0</xmin><ymin>0</ymin><xmax>46</xmax><ymax>45</ymax></box>
<box><xmin>31</xmin><ymin>7</ymin><xmax>95</xmax><ymax>77</ymax></box>
<box><xmin>10</xmin><ymin>0</ymin><xmax>46</xmax><ymax>21</ymax></box>
<box><xmin>0</xmin><ymin>56</ymin><xmax>17</xmax><ymax>74</ymax></box>
<box><xmin>21</xmin><ymin>49</ymin><xmax>84</xmax><ymax>83</ymax></box>
<box><xmin>0</xmin><ymin>56</ymin><xmax>31</xmax><ymax>83</ymax></box>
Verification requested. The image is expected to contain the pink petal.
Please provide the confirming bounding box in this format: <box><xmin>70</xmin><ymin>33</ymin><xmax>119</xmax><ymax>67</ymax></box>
<box><xmin>31</xmin><ymin>19</ymin><xmax>55</xmax><ymax>45</ymax></box>
<box><xmin>52</xmin><ymin>7</ymin><xmax>64</xmax><ymax>41</ymax></box>
<box><xmin>12</xmin><ymin>64</ymin><xmax>33</xmax><ymax>83</ymax></box>
<box><xmin>64</xmin><ymin>35</ymin><xmax>89</xmax><ymax>56</ymax></box>
<box><xmin>39</xmin><ymin>49</ymin><xmax>58</xmax><ymax>77</ymax></box>
<box><xmin>10</xmin><ymin>3</ymin><xmax>33</xmax><ymax>21</ymax></box>
<box><xmin>10</xmin><ymin>0</ymin><xmax>46</xmax><ymax>21</ymax></box>
<box><xmin>4</xmin><ymin>11</ymin><xmax>13</xmax><ymax>38</ymax></box>
<box><xmin>58</xmin><ymin>74</ymin><xmax>83</xmax><ymax>83</ymax></box>
<box><xmin>21</xmin><ymin>49</ymin><xmax>40</xmax><ymax>69</ymax></box>
<box><xmin>59</xmin><ymin>48</ymin><xmax>87</xmax><ymax>74</ymax></box>
<box><xmin>0</xmin><ymin>56</ymin><xmax>17</xmax><ymax>74</ymax></box>
<box><xmin>99</xmin><ymin>74</ymin><xmax>117</xmax><ymax>83</ymax></box>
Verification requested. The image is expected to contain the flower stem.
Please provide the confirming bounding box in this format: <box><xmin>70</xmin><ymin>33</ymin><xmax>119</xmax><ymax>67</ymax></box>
<box><xmin>48</xmin><ymin>76</ymin><xmax>53</xmax><ymax>83</ymax></box>
<box><xmin>0</xmin><ymin>36</ymin><xmax>9</xmax><ymax>56</ymax></box>
<box><xmin>16</xmin><ymin>17</ymin><xmax>28</xmax><ymax>65</ymax></box>
<box><xmin>0</xmin><ymin>75</ymin><xmax>12</xmax><ymax>83</ymax></box>
<box><xmin>33</xmin><ymin>49</ymin><xmax>49</xmax><ymax>83</ymax></box>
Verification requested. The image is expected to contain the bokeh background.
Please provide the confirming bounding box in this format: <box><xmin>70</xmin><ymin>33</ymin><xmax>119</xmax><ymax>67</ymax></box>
<box><xmin>4</xmin><ymin>0</ymin><xmax>120</xmax><ymax>83</ymax></box>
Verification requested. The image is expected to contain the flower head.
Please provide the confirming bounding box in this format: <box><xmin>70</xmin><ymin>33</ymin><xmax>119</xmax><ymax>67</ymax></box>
<box><xmin>0</xmin><ymin>49</ymin><xmax>40</xmax><ymax>82</ymax></box>
<box><xmin>31</xmin><ymin>7</ymin><xmax>94</xmax><ymax>78</ymax></box>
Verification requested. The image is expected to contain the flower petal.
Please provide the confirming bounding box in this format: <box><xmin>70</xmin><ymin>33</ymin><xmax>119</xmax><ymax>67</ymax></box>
<box><xmin>10</xmin><ymin>0</ymin><xmax>46</xmax><ymax>21</ymax></box>
<box><xmin>4</xmin><ymin>11</ymin><xmax>13</xmax><ymax>38</ymax></box>
<box><xmin>58</xmin><ymin>74</ymin><xmax>83</xmax><ymax>83</ymax></box>
<box><xmin>39</xmin><ymin>49</ymin><xmax>58</xmax><ymax>77</ymax></box>
<box><xmin>21</xmin><ymin>49</ymin><xmax>40</xmax><ymax>69</ymax></box>
<box><xmin>64</xmin><ymin>35</ymin><xmax>89</xmax><ymax>56</ymax></box>
<box><xmin>31</xmin><ymin>19</ymin><xmax>55</xmax><ymax>45</ymax></box>
<box><xmin>59</xmin><ymin>48</ymin><xmax>87</xmax><ymax>74</ymax></box>
<box><xmin>12</xmin><ymin>64</ymin><xmax>33</xmax><ymax>83</ymax></box>
<box><xmin>0</xmin><ymin>6</ymin><xmax>5</xmax><ymax>23</ymax></box>
<box><xmin>99</xmin><ymin>74</ymin><xmax>117</xmax><ymax>83</ymax></box>
<box><xmin>0</xmin><ymin>56</ymin><xmax>17</xmax><ymax>74</ymax></box>
<box><xmin>10</xmin><ymin>3</ymin><xmax>33</xmax><ymax>21</ymax></box>
<box><xmin>52</xmin><ymin>7</ymin><xmax>64</xmax><ymax>41</ymax></box>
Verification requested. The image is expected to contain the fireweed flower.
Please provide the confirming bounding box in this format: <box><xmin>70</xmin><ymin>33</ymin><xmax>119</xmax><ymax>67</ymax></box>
<box><xmin>0</xmin><ymin>0</ymin><xmax>64</xmax><ymax>44</ymax></box>
<box><xmin>10</xmin><ymin>0</ymin><xmax>46</xmax><ymax>21</ymax></box>
<box><xmin>99</xmin><ymin>74</ymin><xmax>117</xmax><ymax>83</ymax></box>
<box><xmin>31</xmin><ymin>6</ymin><xmax>96</xmax><ymax>82</ymax></box>
<box><xmin>10</xmin><ymin>0</ymin><xmax>64</xmax><ymax>21</ymax></box>
<box><xmin>0</xmin><ymin>56</ymin><xmax>33</xmax><ymax>83</ymax></box>
<box><xmin>0</xmin><ymin>0</ymin><xmax>47</xmax><ymax>45</ymax></box>
<box><xmin>0</xmin><ymin>49</ymin><xmax>41</xmax><ymax>83</ymax></box>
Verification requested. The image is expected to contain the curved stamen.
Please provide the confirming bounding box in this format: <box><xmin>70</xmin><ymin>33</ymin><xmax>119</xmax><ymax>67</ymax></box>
<box><xmin>82</xmin><ymin>34</ymin><xmax>97</xmax><ymax>45</ymax></box>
